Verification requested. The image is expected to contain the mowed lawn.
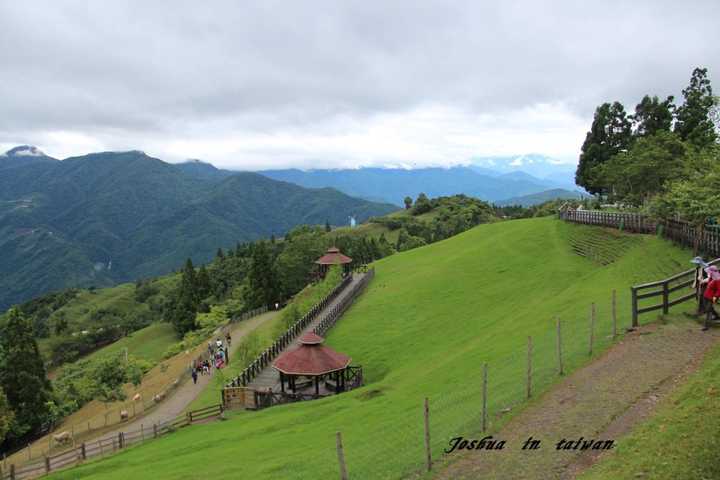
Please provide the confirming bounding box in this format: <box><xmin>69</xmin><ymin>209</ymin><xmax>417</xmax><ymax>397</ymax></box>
<box><xmin>48</xmin><ymin>217</ymin><xmax>693</xmax><ymax>480</ymax></box>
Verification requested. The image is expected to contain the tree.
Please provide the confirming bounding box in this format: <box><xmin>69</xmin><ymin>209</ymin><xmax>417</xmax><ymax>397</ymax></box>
<box><xmin>244</xmin><ymin>241</ymin><xmax>278</xmax><ymax>309</ymax></box>
<box><xmin>216</xmin><ymin>248</ymin><xmax>225</xmax><ymax>260</ymax></box>
<box><xmin>325</xmin><ymin>220</ymin><xmax>331</xmax><ymax>233</ymax></box>
<box><xmin>651</xmin><ymin>147</ymin><xmax>720</xmax><ymax>234</ymax></box>
<box><xmin>403</xmin><ymin>196</ymin><xmax>413</xmax><ymax>210</ymax></box>
<box><xmin>412</xmin><ymin>193</ymin><xmax>432</xmax><ymax>215</ymax></box>
<box><xmin>196</xmin><ymin>265</ymin><xmax>212</xmax><ymax>300</ymax></box>
<box><xmin>599</xmin><ymin>131</ymin><xmax>687</xmax><ymax>205</ymax></box>
<box><xmin>675</xmin><ymin>67</ymin><xmax>717</xmax><ymax>149</ymax></box>
<box><xmin>575</xmin><ymin>102</ymin><xmax>633</xmax><ymax>194</ymax></box>
<box><xmin>167</xmin><ymin>259</ymin><xmax>200</xmax><ymax>335</ymax></box>
<box><xmin>0</xmin><ymin>387</ymin><xmax>14</xmax><ymax>444</ymax></box>
<box><xmin>0</xmin><ymin>308</ymin><xmax>52</xmax><ymax>440</ymax></box>
<box><xmin>274</xmin><ymin>230</ymin><xmax>326</xmax><ymax>298</ymax></box>
<box><xmin>632</xmin><ymin>95</ymin><xmax>675</xmax><ymax>137</ymax></box>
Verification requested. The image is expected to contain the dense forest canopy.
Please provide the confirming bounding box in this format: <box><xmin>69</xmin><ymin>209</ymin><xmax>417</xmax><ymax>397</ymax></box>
<box><xmin>575</xmin><ymin>67</ymin><xmax>720</xmax><ymax>228</ymax></box>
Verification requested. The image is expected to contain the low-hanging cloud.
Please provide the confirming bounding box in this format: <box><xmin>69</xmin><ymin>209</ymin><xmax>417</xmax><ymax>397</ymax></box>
<box><xmin>0</xmin><ymin>0</ymin><xmax>718</xmax><ymax>168</ymax></box>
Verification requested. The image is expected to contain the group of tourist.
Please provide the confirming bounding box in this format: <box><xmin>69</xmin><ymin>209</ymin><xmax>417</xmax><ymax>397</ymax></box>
<box><xmin>190</xmin><ymin>332</ymin><xmax>233</xmax><ymax>385</ymax></box>
<box><xmin>692</xmin><ymin>256</ymin><xmax>720</xmax><ymax>330</ymax></box>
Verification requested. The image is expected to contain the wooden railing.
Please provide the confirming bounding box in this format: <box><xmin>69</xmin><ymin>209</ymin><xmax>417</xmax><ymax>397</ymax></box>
<box><xmin>631</xmin><ymin>259</ymin><xmax>720</xmax><ymax>326</ymax></box>
<box><xmin>227</xmin><ymin>273</ymin><xmax>357</xmax><ymax>388</ymax></box>
<box><xmin>559</xmin><ymin>209</ymin><xmax>720</xmax><ymax>324</ymax></box>
<box><xmin>0</xmin><ymin>405</ymin><xmax>224</xmax><ymax>480</ymax></box>
<box><xmin>559</xmin><ymin>209</ymin><xmax>657</xmax><ymax>234</ymax></box>
<box><xmin>559</xmin><ymin>209</ymin><xmax>720</xmax><ymax>257</ymax></box>
<box><xmin>251</xmin><ymin>365</ymin><xmax>364</xmax><ymax>410</ymax></box>
<box><xmin>314</xmin><ymin>269</ymin><xmax>375</xmax><ymax>337</ymax></box>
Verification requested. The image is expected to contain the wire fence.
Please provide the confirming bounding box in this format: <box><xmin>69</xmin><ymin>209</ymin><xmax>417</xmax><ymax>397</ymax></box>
<box><xmin>2</xmin><ymin>307</ymin><xmax>268</xmax><ymax>472</ymax></box>
<box><xmin>0</xmin><ymin>405</ymin><xmax>224</xmax><ymax>480</ymax></box>
<box><xmin>301</xmin><ymin>286</ymin><xmax>697</xmax><ymax>479</ymax></box>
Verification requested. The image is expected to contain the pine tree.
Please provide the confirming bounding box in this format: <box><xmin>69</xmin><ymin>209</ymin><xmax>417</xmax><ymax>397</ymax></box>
<box><xmin>675</xmin><ymin>67</ymin><xmax>717</xmax><ymax>148</ymax></box>
<box><xmin>325</xmin><ymin>220</ymin><xmax>331</xmax><ymax>233</ymax></box>
<box><xmin>167</xmin><ymin>259</ymin><xmax>200</xmax><ymax>335</ymax></box>
<box><xmin>196</xmin><ymin>265</ymin><xmax>212</xmax><ymax>300</ymax></box>
<box><xmin>632</xmin><ymin>95</ymin><xmax>675</xmax><ymax>136</ymax></box>
<box><xmin>216</xmin><ymin>248</ymin><xmax>225</xmax><ymax>260</ymax></box>
<box><xmin>0</xmin><ymin>308</ymin><xmax>52</xmax><ymax>440</ymax></box>
<box><xmin>575</xmin><ymin>102</ymin><xmax>632</xmax><ymax>194</ymax></box>
<box><xmin>244</xmin><ymin>241</ymin><xmax>278</xmax><ymax>309</ymax></box>
<box><xmin>0</xmin><ymin>387</ymin><xmax>13</xmax><ymax>444</ymax></box>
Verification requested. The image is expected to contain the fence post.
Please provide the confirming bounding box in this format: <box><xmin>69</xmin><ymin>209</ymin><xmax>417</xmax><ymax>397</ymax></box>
<box><xmin>81</xmin><ymin>442</ymin><xmax>87</xmax><ymax>460</ymax></box>
<box><xmin>662</xmin><ymin>281</ymin><xmax>670</xmax><ymax>315</ymax></box>
<box><xmin>187</xmin><ymin>411</ymin><xmax>193</xmax><ymax>425</ymax></box>
<box><xmin>526</xmin><ymin>336</ymin><xmax>533</xmax><ymax>398</ymax></box>
<box><xmin>9</xmin><ymin>464</ymin><xmax>14</xmax><ymax>480</ymax></box>
<box><xmin>482</xmin><ymin>363</ymin><xmax>488</xmax><ymax>432</ymax></box>
<box><xmin>44</xmin><ymin>455</ymin><xmax>50</xmax><ymax>474</ymax></box>
<box><xmin>589</xmin><ymin>303</ymin><xmax>596</xmax><ymax>356</ymax></box>
<box><xmin>153</xmin><ymin>423</ymin><xmax>158</xmax><ymax>438</ymax></box>
<box><xmin>631</xmin><ymin>287</ymin><xmax>639</xmax><ymax>328</ymax></box>
<box><xmin>118</xmin><ymin>432</ymin><xmax>124</xmax><ymax>449</ymax></box>
<box><xmin>556</xmin><ymin>317</ymin><xmax>564</xmax><ymax>375</ymax></box>
<box><xmin>612</xmin><ymin>289</ymin><xmax>617</xmax><ymax>338</ymax></box>
<box><xmin>424</xmin><ymin>397</ymin><xmax>432</xmax><ymax>471</ymax></box>
<box><xmin>335</xmin><ymin>432</ymin><xmax>348</xmax><ymax>480</ymax></box>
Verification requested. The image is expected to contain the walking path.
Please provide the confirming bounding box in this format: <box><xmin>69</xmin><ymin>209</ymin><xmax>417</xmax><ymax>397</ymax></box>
<box><xmin>248</xmin><ymin>273</ymin><xmax>365</xmax><ymax>392</ymax></box>
<box><xmin>100</xmin><ymin>310</ymin><xmax>278</xmax><ymax>437</ymax></box>
<box><xmin>436</xmin><ymin>319</ymin><xmax>720</xmax><ymax>480</ymax></box>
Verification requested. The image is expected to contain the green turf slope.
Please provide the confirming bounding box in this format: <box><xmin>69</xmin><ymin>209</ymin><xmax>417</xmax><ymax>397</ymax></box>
<box><xmin>48</xmin><ymin>217</ymin><xmax>692</xmax><ymax>480</ymax></box>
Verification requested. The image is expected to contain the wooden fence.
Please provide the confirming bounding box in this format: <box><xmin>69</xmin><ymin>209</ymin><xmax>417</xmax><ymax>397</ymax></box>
<box><xmin>227</xmin><ymin>273</ymin><xmax>355</xmax><ymax>389</ymax></box>
<box><xmin>559</xmin><ymin>209</ymin><xmax>720</xmax><ymax>323</ymax></box>
<box><xmin>0</xmin><ymin>404</ymin><xmax>223</xmax><ymax>480</ymax></box>
<box><xmin>252</xmin><ymin>366</ymin><xmax>364</xmax><ymax>410</ymax></box>
<box><xmin>559</xmin><ymin>209</ymin><xmax>720</xmax><ymax>257</ymax></box>
<box><xmin>631</xmin><ymin>259</ymin><xmax>720</xmax><ymax>326</ymax></box>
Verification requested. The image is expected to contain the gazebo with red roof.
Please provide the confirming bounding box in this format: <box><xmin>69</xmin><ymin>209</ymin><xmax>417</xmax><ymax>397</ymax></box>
<box><xmin>273</xmin><ymin>332</ymin><xmax>353</xmax><ymax>395</ymax></box>
<box><xmin>315</xmin><ymin>246</ymin><xmax>353</xmax><ymax>278</ymax></box>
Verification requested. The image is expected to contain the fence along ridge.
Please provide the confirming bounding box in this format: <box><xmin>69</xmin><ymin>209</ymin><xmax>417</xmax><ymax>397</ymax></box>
<box><xmin>0</xmin><ymin>404</ymin><xmax>223</xmax><ymax>480</ymax></box>
<box><xmin>559</xmin><ymin>209</ymin><xmax>720</xmax><ymax>256</ymax></box>
<box><xmin>3</xmin><ymin>306</ymin><xmax>272</xmax><ymax>474</ymax></box>
<box><xmin>228</xmin><ymin>270</ymin><xmax>373</xmax><ymax>389</ymax></box>
<box><xmin>558</xmin><ymin>209</ymin><xmax>720</xmax><ymax>324</ymax></box>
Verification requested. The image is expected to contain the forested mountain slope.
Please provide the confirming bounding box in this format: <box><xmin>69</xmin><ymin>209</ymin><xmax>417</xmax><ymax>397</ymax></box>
<box><xmin>0</xmin><ymin>148</ymin><xmax>397</xmax><ymax>309</ymax></box>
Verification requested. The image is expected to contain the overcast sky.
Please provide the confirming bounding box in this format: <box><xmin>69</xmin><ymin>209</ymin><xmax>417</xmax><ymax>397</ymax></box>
<box><xmin>0</xmin><ymin>1</ymin><xmax>718</xmax><ymax>170</ymax></box>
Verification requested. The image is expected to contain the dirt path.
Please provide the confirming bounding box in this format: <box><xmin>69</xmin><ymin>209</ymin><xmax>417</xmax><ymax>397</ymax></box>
<box><xmin>436</xmin><ymin>320</ymin><xmax>720</xmax><ymax>480</ymax></box>
<box><xmin>100</xmin><ymin>311</ymin><xmax>277</xmax><ymax>437</ymax></box>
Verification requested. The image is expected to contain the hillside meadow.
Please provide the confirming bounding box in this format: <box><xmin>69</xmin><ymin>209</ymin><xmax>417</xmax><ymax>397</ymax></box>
<box><xmin>47</xmin><ymin>217</ymin><xmax>694</xmax><ymax>480</ymax></box>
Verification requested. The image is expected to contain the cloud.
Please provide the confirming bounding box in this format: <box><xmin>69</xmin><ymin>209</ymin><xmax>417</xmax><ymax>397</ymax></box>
<box><xmin>0</xmin><ymin>0</ymin><xmax>718</xmax><ymax>169</ymax></box>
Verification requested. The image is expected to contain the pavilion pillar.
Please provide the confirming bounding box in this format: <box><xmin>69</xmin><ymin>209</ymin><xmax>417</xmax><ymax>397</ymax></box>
<box><xmin>280</xmin><ymin>372</ymin><xmax>285</xmax><ymax>393</ymax></box>
<box><xmin>314</xmin><ymin>376</ymin><xmax>320</xmax><ymax>396</ymax></box>
<box><xmin>335</xmin><ymin>371</ymin><xmax>340</xmax><ymax>394</ymax></box>
<box><xmin>291</xmin><ymin>376</ymin><xmax>296</xmax><ymax>394</ymax></box>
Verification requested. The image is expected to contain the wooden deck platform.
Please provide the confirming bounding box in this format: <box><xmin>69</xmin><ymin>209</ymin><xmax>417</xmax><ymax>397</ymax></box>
<box><xmin>247</xmin><ymin>273</ymin><xmax>366</xmax><ymax>392</ymax></box>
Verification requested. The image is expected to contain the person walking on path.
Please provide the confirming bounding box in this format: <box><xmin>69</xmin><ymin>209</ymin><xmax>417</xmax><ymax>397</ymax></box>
<box><xmin>692</xmin><ymin>256</ymin><xmax>710</xmax><ymax>315</ymax></box>
<box><xmin>191</xmin><ymin>368</ymin><xmax>198</xmax><ymax>385</ymax></box>
<box><xmin>703</xmin><ymin>267</ymin><xmax>720</xmax><ymax>330</ymax></box>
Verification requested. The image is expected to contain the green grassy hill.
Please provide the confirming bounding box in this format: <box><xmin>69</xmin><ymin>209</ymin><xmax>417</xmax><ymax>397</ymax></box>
<box><xmin>48</xmin><ymin>217</ymin><xmax>692</xmax><ymax>480</ymax></box>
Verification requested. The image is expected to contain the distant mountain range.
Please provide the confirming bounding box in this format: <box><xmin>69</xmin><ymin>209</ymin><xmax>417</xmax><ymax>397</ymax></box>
<box><xmin>257</xmin><ymin>155</ymin><xmax>578</xmax><ymax>206</ymax></box>
<box><xmin>495</xmin><ymin>188</ymin><xmax>587</xmax><ymax>207</ymax></box>
<box><xmin>0</xmin><ymin>146</ymin><xmax>396</xmax><ymax>310</ymax></box>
